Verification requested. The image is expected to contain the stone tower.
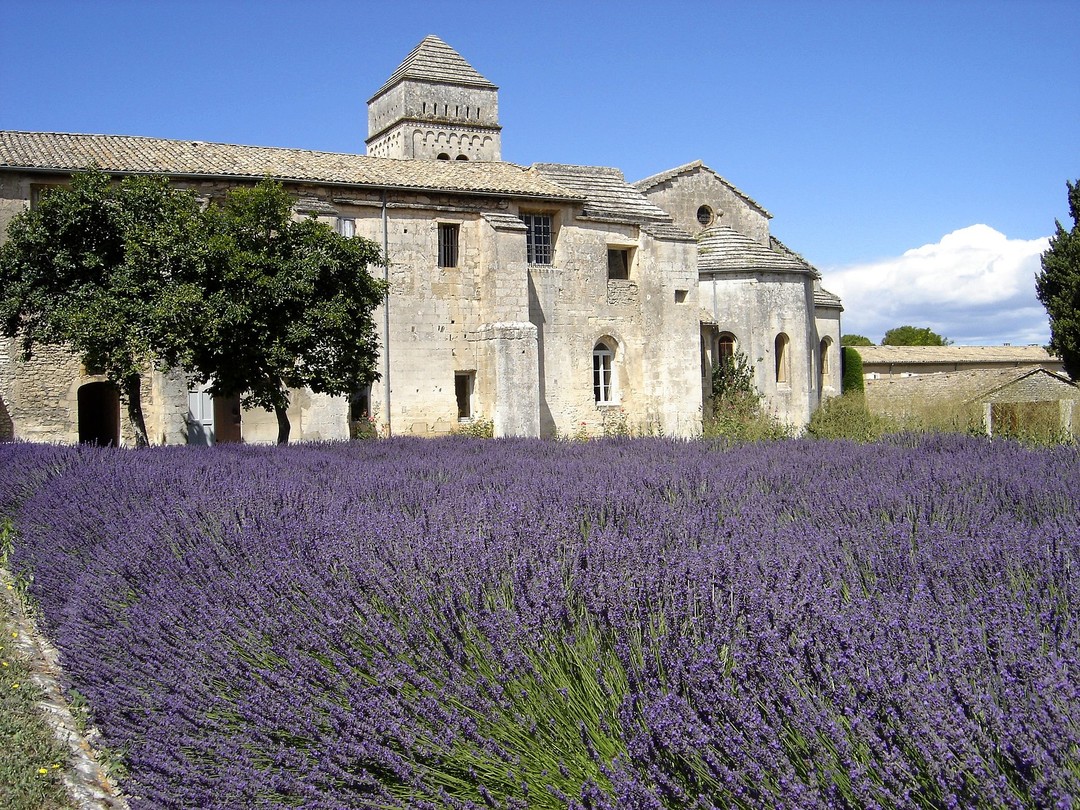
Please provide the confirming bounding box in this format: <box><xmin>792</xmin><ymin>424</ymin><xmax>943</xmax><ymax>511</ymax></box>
<box><xmin>366</xmin><ymin>35</ymin><xmax>502</xmax><ymax>161</ymax></box>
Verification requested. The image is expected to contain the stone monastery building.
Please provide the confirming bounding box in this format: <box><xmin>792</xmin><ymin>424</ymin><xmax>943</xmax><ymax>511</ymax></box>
<box><xmin>0</xmin><ymin>36</ymin><xmax>842</xmax><ymax>444</ymax></box>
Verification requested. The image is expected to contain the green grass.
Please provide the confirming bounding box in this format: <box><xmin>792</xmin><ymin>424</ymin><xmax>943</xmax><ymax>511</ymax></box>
<box><xmin>0</xmin><ymin>518</ymin><xmax>74</xmax><ymax>810</ymax></box>
<box><xmin>0</xmin><ymin>610</ymin><xmax>74</xmax><ymax>810</ymax></box>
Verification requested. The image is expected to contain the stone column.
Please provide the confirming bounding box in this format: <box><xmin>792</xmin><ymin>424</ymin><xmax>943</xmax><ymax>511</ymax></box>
<box><xmin>478</xmin><ymin>322</ymin><xmax>539</xmax><ymax>438</ymax></box>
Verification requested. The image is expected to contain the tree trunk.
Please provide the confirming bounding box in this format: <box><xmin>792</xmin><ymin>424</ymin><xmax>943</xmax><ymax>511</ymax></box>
<box><xmin>274</xmin><ymin>401</ymin><xmax>291</xmax><ymax>445</ymax></box>
<box><xmin>124</xmin><ymin>373</ymin><xmax>150</xmax><ymax>448</ymax></box>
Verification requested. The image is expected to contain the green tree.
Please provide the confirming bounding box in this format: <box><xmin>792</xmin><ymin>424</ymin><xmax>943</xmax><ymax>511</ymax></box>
<box><xmin>1035</xmin><ymin>179</ymin><xmax>1080</xmax><ymax>380</ymax></box>
<box><xmin>840</xmin><ymin>333</ymin><xmax>874</xmax><ymax>346</ymax></box>
<box><xmin>175</xmin><ymin>179</ymin><xmax>387</xmax><ymax>444</ymax></box>
<box><xmin>0</xmin><ymin>169</ymin><xmax>208</xmax><ymax>446</ymax></box>
<box><xmin>881</xmin><ymin>325</ymin><xmax>951</xmax><ymax>346</ymax></box>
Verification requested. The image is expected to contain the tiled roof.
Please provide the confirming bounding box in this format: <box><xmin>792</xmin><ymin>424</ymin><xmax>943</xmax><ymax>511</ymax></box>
<box><xmin>814</xmin><ymin>286</ymin><xmax>843</xmax><ymax>309</ymax></box>
<box><xmin>0</xmin><ymin>131</ymin><xmax>579</xmax><ymax>200</ymax></box>
<box><xmin>371</xmin><ymin>35</ymin><xmax>496</xmax><ymax>100</ymax></box>
<box><xmin>642</xmin><ymin>222</ymin><xmax>695</xmax><ymax>242</ymax></box>
<box><xmin>697</xmin><ymin>226</ymin><xmax>812</xmax><ymax>274</ymax></box>
<box><xmin>632</xmin><ymin>160</ymin><xmax>770</xmax><ymax>218</ymax></box>
<box><xmin>531</xmin><ymin>163</ymin><xmax>677</xmax><ymax>225</ymax></box>
<box><xmin>853</xmin><ymin>345</ymin><xmax>1058</xmax><ymax>366</ymax></box>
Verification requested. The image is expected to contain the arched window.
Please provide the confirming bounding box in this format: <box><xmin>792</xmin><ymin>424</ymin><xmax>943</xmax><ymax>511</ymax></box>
<box><xmin>774</xmin><ymin>333</ymin><xmax>790</xmax><ymax>384</ymax></box>
<box><xmin>455</xmin><ymin>154</ymin><xmax>469</xmax><ymax>161</ymax></box>
<box><xmin>819</xmin><ymin>337</ymin><xmax>832</xmax><ymax>387</ymax></box>
<box><xmin>716</xmin><ymin>332</ymin><xmax>737</xmax><ymax>367</ymax></box>
<box><xmin>437</xmin><ymin>153</ymin><xmax>451</xmax><ymax>161</ymax></box>
<box><xmin>593</xmin><ymin>340</ymin><xmax>615</xmax><ymax>404</ymax></box>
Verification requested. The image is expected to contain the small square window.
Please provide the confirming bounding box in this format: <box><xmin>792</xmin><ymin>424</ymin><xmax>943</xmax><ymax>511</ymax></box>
<box><xmin>439</xmin><ymin>223</ymin><xmax>459</xmax><ymax>268</ymax></box>
<box><xmin>607</xmin><ymin>248</ymin><xmax>630</xmax><ymax>280</ymax></box>
<box><xmin>336</xmin><ymin>217</ymin><xmax>355</xmax><ymax>238</ymax></box>
<box><xmin>674</xmin><ymin>289</ymin><xmax>688</xmax><ymax>303</ymax></box>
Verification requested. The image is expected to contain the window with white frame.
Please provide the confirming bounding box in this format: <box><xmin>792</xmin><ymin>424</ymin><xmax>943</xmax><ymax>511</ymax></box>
<box><xmin>521</xmin><ymin>214</ymin><xmax>553</xmax><ymax>265</ymax></box>
<box><xmin>593</xmin><ymin>341</ymin><xmax>615</xmax><ymax>404</ymax></box>
<box><xmin>336</xmin><ymin>217</ymin><xmax>355</xmax><ymax>238</ymax></box>
<box><xmin>438</xmin><ymin>223</ymin><xmax>459</xmax><ymax>268</ymax></box>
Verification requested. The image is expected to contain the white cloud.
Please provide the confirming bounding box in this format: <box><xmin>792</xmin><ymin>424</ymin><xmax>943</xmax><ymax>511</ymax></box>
<box><xmin>824</xmin><ymin>225</ymin><xmax>1051</xmax><ymax>346</ymax></box>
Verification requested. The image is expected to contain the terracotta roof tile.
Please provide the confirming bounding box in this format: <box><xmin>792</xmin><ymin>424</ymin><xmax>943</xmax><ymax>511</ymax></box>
<box><xmin>854</xmin><ymin>345</ymin><xmax>1058</xmax><ymax>365</ymax></box>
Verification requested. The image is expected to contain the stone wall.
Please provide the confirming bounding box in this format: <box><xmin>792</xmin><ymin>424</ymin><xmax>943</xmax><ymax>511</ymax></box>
<box><xmin>638</xmin><ymin>166</ymin><xmax>770</xmax><ymax>245</ymax></box>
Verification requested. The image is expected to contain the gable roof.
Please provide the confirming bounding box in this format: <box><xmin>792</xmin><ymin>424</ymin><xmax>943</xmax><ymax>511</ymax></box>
<box><xmin>697</xmin><ymin>225</ymin><xmax>812</xmax><ymax>275</ymax></box>
<box><xmin>370</xmin><ymin>35</ymin><xmax>496</xmax><ymax>100</ymax></box>
<box><xmin>866</xmin><ymin>367</ymin><xmax>1079</xmax><ymax>415</ymax></box>
<box><xmin>530</xmin><ymin>163</ymin><xmax>679</xmax><ymax>225</ymax></box>
<box><xmin>633</xmin><ymin>160</ymin><xmax>770</xmax><ymax>218</ymax></box>
<box><xmin>0</xmin><ymin>131</ymin><xmax>580</xmax><ymax>201</ymax></box>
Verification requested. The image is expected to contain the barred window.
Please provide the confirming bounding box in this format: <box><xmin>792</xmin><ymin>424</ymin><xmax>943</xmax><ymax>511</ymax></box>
<box><xmin>521</xmin><ymin>214</ymin><xmax>553</xmax><ymax>265</ymax></box>
<box><xmin>438</xmin><ymin>223</ymin><xmax>459</xmax><ymax>268</ymax></box>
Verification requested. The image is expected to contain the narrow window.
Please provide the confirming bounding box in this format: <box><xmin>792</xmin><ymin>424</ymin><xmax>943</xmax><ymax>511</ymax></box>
<box><xmin>438</xmin><ymin>223</ymin><xmax>459</xmax><ymax>268</ymax></box>
<box><xmin>717</xmin><ymin>333</ymin><xmax>736</xmax><ymax>366</ymax></box>
<box><xmin>593</xmin><ymin>342</ymin><xmax>615</xmax><ymax>404</ymax></box>
<box><xmin>819</xmin><ymin>337</ymin><xmax>832</xmax><ymax>387</ymax></box>
<box><xmin>775</xmin><ymin>333</ymin><xmax>790</xmax><ymax>384</ymax></box>
<box><xmin>336</xmin><ymin>217</ymin><xmax>355</xmax><ymax>238</ymax></box>
<box><xmin>521</xmin><ymin>214</ymin><xmax>553</xmax><ymax>265</ymax></box>
<box><xmin>455</xmin><ymin>372</ymin><xmax>474</xmax><ymax>420</ymax></box>
<box><xmin>607</xmin><ymin>248</ymin><xmax>630</xmax><ymax>280</ymax></box>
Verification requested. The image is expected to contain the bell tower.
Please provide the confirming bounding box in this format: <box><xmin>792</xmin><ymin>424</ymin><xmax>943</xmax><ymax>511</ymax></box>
<box><xmin>366</xmin><ymin>35</ymin><xmax>502</xmax><ymax>162</ymax></box>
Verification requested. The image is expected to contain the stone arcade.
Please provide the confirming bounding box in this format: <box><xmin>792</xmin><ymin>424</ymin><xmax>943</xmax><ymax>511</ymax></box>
<box><xmin>0</xmin><ymin>35</ymin><xmax>842</xmax><ymax>444</ymax></box>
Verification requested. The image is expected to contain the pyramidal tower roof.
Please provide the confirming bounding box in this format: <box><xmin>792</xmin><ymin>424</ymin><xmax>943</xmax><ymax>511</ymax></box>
<box><xmin>370</xmin><ymin>35</ymin><xmax>496</xmax><ymax>100</ymax></box>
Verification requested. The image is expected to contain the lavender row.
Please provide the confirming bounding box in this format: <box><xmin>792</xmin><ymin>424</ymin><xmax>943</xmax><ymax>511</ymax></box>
<box><xmin>2</xmin><ymin>435</ymin><xmax>1078</xmax><ymax>808</ymax></box>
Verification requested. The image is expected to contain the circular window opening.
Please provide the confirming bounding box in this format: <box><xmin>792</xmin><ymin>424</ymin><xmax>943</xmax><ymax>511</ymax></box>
<box><xmin>696</xmin><ymin>205</ymin><xmax>714</xmax><ymax>227</ymax></box>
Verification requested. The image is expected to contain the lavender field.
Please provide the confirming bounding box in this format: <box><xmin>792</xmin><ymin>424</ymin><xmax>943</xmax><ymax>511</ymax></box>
<box><xmin>1</xmin><ymin>436</ymin><xmax>1078</xmax><ymax>809</ymax></box>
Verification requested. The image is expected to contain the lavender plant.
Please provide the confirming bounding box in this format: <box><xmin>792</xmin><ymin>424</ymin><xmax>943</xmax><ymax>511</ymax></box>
<box><xmin>0</xmin><ymin>436</ymin><xmax>1077</xmax><ymax>809</ymax></box>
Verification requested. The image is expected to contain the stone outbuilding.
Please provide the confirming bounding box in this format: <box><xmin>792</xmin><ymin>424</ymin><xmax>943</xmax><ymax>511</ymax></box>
<box><xmin>865</xmin><ymin>366</ymin><xmax>1080</xmax><ymax>438</ymax></box>
<box><xmin>0</xmin><ymin>35</ymin><xmax>841</xmax><ymax>444</ymax></box>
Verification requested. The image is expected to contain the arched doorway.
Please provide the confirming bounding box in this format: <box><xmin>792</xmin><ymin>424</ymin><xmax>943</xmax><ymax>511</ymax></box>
<box><xmin>78</xmin><ymin>381</ymin><xmax>120</xmax><ymax>446</ymax></box>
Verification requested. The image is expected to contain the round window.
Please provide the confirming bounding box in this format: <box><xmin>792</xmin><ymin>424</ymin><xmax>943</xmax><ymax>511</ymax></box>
<box><xmin>696</xmin><ymin>205</ymin><xmax>714</xmax><ymax>226</ymax></box>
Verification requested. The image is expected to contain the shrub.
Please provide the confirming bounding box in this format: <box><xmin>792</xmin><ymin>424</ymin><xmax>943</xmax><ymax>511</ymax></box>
<box><xmin>841</xmin><ymin>346</ymin><xmax>865</xmax><ymax>393</ymax></box>
<box><xmin>805</xmin><ymin>393</ymin><xmax>894</xmax><ymax>442</ymax></box>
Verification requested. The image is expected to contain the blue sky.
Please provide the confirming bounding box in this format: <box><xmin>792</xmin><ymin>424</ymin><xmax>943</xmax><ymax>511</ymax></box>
<box><xmin>2</xmin><ymin>0</ymin><xmax>1077</xmax><ymax>345</ymax></box>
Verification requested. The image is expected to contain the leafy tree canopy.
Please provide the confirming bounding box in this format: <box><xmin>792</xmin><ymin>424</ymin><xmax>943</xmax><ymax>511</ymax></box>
<box><xmin>881</xmin><ymin>325</ymin><xmax>951</xmax><ymax>346</ymax></box>
<box><xmin>0</xmin><ymin>169</ymin><xmax>209</xmax><ymax>446</ymax></box>
<box><xmin>1036</xmin><ymin>179</ymin><xmax>1080</xmax><ymax>380</ymax></box>
<box><xmin>1</xmin><ymin>171</ymin><xmax>387</xmax><ymax>446</ymax></box>
<box><xmin>174</xmin><ymin>178</ymin><xmax>388</xmax><ymax>444</ymax></box>
<box><xmin>840</xmin><ymin>334</ymin><xmax>874</xmax><ymax>346</ymax></box>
